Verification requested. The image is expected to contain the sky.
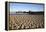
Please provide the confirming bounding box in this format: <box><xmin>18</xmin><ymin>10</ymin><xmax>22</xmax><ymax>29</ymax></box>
<box><xmin>9</xmin><ymin>3</ymin><xmax>44</xmax><ymax>12</ymax></box>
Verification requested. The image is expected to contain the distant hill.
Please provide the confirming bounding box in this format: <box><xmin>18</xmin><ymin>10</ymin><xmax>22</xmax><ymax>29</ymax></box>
<box><xmin>9</xmin><ymin>11</ymin><xmax>44</xmax><ymax>15</ymax></box>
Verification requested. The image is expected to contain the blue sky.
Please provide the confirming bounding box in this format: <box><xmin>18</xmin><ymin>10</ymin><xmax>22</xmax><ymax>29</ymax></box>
<box><xmin>9</xmin><ymin>3</ymin><xmax>44</xmax><ymax>12</ymax></box>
